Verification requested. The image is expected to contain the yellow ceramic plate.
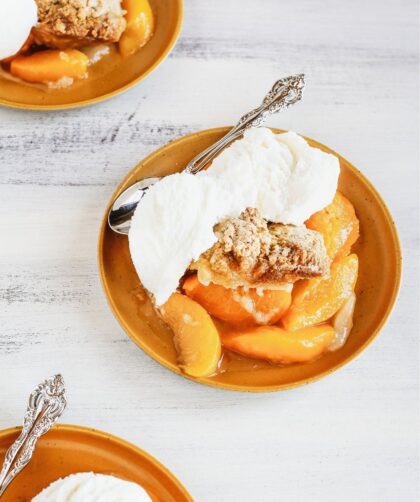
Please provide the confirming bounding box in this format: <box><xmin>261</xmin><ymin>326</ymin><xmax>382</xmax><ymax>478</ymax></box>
<box><xmin>0</xmin><ymin>0</ymin><xmax>183</xmax><ymax>110</ymax></box>
<box><xmin>0</xmin><ymin>424</ymin><xmax>192</xmax><ymax>501</ymax></box>
<box><xmin>98</xmin><ymin>127</ymin><xmax>402</xmax><ymax>392</ymax></box>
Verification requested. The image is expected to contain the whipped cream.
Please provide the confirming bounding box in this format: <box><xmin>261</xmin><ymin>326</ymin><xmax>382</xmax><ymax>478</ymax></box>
<box><xmin>0</xmin><ymin>0</ymin><xmax>38</xmax><ymax>61</ymax></box>
<box><xmin>32</xmin><ymin>472</ymin><xmax>151</xmax><ymax>501</ymax></box>
<box><xmin>129</xmin><ymin>128</ymin><xmax>340</xmax><ymax>305</ymax></box>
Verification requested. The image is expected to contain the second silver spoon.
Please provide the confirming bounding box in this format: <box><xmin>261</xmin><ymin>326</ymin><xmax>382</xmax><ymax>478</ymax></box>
<box><xmin>0</xmin><ymin>375</ymin><xmax>67</xmax><ymax>497</ymax></box>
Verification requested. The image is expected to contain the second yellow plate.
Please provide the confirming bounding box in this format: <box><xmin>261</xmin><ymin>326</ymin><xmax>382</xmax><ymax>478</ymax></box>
<box><xmin>0</xmin><ymin>424</ymin><xmax>192</xmax><ymax>501</ymax></box>
<box><xmin>0</xmin><ymin>0</ymin><xmax>183</xmax><ymax>110</ymax></box>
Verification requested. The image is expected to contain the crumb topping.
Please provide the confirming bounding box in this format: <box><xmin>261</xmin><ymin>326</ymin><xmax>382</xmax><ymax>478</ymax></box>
<box><xmin>191</xmin><ymin>208</ymin><xmax>331</xmax><ymax>288</ymax></box>
<box><xmin>34</xmin><ymin>0</ymin><xmax>126</xmax><ymax>46</ymax></box>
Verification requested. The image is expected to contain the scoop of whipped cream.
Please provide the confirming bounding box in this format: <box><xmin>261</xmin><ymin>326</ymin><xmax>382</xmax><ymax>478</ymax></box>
<box><xmin>0</xmin><ymin>0</ymin><xmax>38</xmax><ymax>61</ymax></box>
<box><xmin>129</xmin><ymin>128</ymin><xmax>340</xmax><ymax>305</ymax></box>
<box><xmin>32</xmin><ymin>472</ymin><xmax>151</xmax><ymax>501</ymax></box>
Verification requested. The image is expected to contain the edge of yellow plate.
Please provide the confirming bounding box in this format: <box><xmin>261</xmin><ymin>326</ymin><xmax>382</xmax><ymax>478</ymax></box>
<box><xmin>0</xmin><ymin>423</ymin><xmax>194</xmax><ymax>501</ymax></box>
<box><xmin>98</xmin><ymin>127</ymin><xmax>402</xmax><ymax>393</ymax></box>
<box><xmin>0</xmin><ymin>0</ymin><xmax>183</xmax><ymax>111</ymax></box>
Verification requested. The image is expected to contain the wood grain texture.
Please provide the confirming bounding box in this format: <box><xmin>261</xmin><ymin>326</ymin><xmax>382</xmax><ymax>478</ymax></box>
<box><xmin>0</xmin><ymin>0</ymin><xmax>418</xmax><ymax>500</ymax></box>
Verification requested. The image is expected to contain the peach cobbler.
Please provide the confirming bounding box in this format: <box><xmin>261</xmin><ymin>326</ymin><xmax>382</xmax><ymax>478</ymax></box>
<box><xmin>0</xmin><ymin>0</ymin><xmax>154</xmax><ymax>88</ymax></box>
<box><xmin>128</xmin><ymin>128</ymin><xmax>360</xmax><ymax>378</ymax></box>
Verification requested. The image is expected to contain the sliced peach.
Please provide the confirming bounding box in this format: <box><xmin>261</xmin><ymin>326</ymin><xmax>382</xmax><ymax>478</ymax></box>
<box><xmin>330</xmin><ymin>292</ymin><xmax>356</xmax><ymax>351</ymax></box>
<box><xmin>306</xmin><ymin>192</ymin><xmax>359</xmax><ymax>260</ymax></box>
<box><xmin>282</xmin><ymin>254</ymin><xmax>358</xmax><ymax>331</ymax></box>
<box><xmin>10</xmin><ymin>49</ymin><xmax>88</xmax><ymax>83</ymax></box>
<box><xmin>221</xmin><ymin>325</ymin><xmax>335</xmax><ymax>364</ymax></box>
<box><xmin>183</xmin><ymin>275</ymin><xmax>292</xmax><ymax>326</ymax></box>
<box><xmin>120</xmin><ymin>0</ymin><xmax>155</xmax><ymax>58</ymax></box>
<box><xmin>160</xmin><ymin>292</ymin><xmax>221</xmax><ymax>378</ymax></box>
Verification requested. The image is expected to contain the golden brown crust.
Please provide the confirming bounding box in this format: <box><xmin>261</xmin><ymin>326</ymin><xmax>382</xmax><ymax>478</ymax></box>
<box><xmin>191</xmin><ymin>208</ymin><xmax>331</xmax><ymax>289</ymax></box>
<box><xmin>33</xmin><ymin>0</ymin><xmax>126</xmax><ymax>48</ymax></box>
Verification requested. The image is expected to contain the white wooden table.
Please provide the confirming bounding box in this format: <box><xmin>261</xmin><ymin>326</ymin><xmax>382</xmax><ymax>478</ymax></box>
<box><xmin>0</xmin><ymin>1</ymin><xmax>418</xmax><ymax>500</ymax></box>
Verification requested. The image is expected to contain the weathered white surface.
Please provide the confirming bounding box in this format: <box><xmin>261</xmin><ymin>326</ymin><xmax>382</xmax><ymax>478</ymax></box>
<box><xmin>0</xmin><ymin>1</ymin><xmax>418</xmax><ymax>500</ymax></box>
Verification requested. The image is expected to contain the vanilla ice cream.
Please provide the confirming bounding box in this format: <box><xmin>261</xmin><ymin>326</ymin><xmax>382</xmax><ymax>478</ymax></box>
<box><xmin>0</xmin><ymin>0</ymin><xmax>38</xmax><ymax>60</ymax></box>
<box><xmin>32</xmin><ymin>472</ymin><xmax>151</xmax><ymax>501</ymax></box>
<box><xmin>129</xmin><ymin>128</ymin><xmax>340</xmax><ymax>305</ymax></box>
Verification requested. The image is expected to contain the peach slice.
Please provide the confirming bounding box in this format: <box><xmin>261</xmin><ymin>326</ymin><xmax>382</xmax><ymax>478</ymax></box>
<box><xmin>120</xmin><ymin>0</ymin><xmax>155</xmax><ymax>58</ymax></box>
<box><xmin>282</xmin><ymin>254</ymin><xmax>358</xmax><ymax>331</ymax></box>
<box><xmin>160</xmin><ymin>292</ymin><xmax>221</xmax><ymax>378</ymax></box>
<box><xmin>306</xmin><ymin>192</ymin><xmax>359</xmax><ymax>260</ymax></box>
<box><xmin>221</xmin><ymin>325</ymin><xmax>335</xmax><ymax>364</ymax></box>
<box><xmin>330</xmin><ymin>292</ymin><xmax>356</xmax><ymax>351</ymax></box>
<box><xmin>183</xmin><ymin>275</ymin><xmax>292</xmax><ymax>326</ymax></box>
<box><xmin>10</xmin><ymin>49</ymin><xmax>88</xmax><ymax>83</ymax></box>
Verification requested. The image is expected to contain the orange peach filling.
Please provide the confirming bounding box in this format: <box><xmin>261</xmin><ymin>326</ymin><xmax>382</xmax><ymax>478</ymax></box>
<box><xmin>281</xmin><ymin>253</ymin><xmax>359</xmax><ymax>331</ymax></box>
<box><xmin>160</xmin><ymin>293</ymin><xmax>221</xmax><ymax>378</ymax></box>
<box><xmin>160</xmin><ymin>192</ymin><xmax>359</xmax><ymax>375</ymax></box>
<box><xmin>119</xmin><ymin>0</ymin><xmax>155</xmax><ymax>58</ymax></box>
<box><xmin>221</xmin><ymin>325</ymin><xmax>336</xmax><ymax>364</ymax></box>
<box><xmin>306</xmin><ymin>192</ymin><xmax>359</xmax><ymax>260</ymax></box>
<box><xmin>183</xmin><ymin>275</ymin><xmax>292</xmax><ymax>326</ymax></box>
<box><xmin>10</xmin><ymin>49</ymin><xmax>89</xmax><ymax>83</ymax></box>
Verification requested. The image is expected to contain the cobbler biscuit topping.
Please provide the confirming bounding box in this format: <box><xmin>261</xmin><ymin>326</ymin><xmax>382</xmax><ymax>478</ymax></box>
<box><xmin>192</xmin><ymin>208</ymin><xmax>330</xmax><ymax>288</ymax></box>
<box><xmin>35</xmin><ymin>0</ymin><xmax>126</xmax><ymax>44</ymax></box>
<box><xmin>215</xmin><ymin>207</ymin><xmax>272</xmax><ymax>272</ymax></box>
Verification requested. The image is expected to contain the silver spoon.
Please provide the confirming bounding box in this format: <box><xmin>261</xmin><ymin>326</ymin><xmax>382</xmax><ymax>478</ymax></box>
<box><xmin>0</xmin><ymin>375</ymin><xmax>67</xmax><ymax>497</ymax></box>
<box><xmin>108</xmin><ymin>73</ymin><xmax>305</xmax><ymax>235</ymax></box>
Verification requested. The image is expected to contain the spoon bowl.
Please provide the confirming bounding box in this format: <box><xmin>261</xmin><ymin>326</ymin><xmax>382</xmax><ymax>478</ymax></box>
<box><xmin>108</xmin><ymin>177</ymin><xmax>161</xmax><ymax>235</ymax></box>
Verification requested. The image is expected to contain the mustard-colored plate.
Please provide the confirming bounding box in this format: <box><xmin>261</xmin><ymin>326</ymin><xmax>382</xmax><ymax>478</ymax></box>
<box><xmin>0</xmin><ymin>0</ymin><xmax>183</xmax><ymax>110</ymax></box>
<box><xmin>0</xmin><ymin>424</ymin><xmax>193</xmax><ymax>501</ymax></box>
<box><xmin>98</xmin><ymin>127</ymin><xmax>402</xmax><ymax>392</ymax></box>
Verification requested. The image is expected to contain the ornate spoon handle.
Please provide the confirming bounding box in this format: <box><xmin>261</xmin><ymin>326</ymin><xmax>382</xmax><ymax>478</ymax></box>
<box><xmin>185</xmin><ymin>73</ymin><xmax>305</xmax><ymax>174</ymax></box>
<box><xmin>0</xmin><ymin>375</ymin><xmax>67</xmax><ymax>497</ymax></box>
